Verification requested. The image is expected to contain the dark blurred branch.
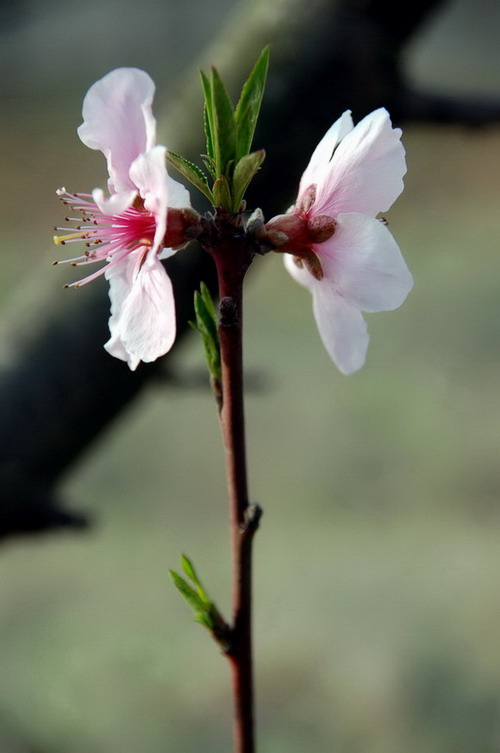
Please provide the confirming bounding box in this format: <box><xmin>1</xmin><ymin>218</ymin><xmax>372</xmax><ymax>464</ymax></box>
<box><xmin>0</xmin><ymin>246</ymin><xmax>216</xmax><ymax>538</ymax></box>
<box><xmin>2</xmin><ymin>0</ymin><xmax>500</xmax><ymax>539</ymax></box>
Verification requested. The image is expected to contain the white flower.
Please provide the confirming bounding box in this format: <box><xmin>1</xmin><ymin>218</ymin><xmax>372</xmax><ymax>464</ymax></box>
<box><xmin>54</xmin><ymin>68</ymin><xmax>192</xmax><ymax>370</ymax></box>
<box><xmin>269</xmin><ymin>108</ymin><xmax>413</xmax><ymax>374</ymax></box>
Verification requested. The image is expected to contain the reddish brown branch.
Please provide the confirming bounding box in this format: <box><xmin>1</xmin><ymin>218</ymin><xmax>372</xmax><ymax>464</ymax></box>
<box><xmin>207</xmin><ymin>211</ymin><xmax>261</xmax><ymax>753</ymax></box>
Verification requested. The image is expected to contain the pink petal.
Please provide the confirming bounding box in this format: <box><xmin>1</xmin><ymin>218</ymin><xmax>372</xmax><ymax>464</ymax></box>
<box><xmin>129</xmin><ymin>147</ymin><xmax>191</xmax><ymax>256</ymax></box>
<box><xmin>129</xmin><ymin>146</ymin><xmax>169</xmax><ymax>253</ymax></box>
<box><xmin>313</xmin><ymin>108</ymin><xmax>406</xmax><ymax>218</ymax></box>
<box><xmin>92</xmin><ymin>188</ymin><xmax>136</xmax><ymax>216</ymax></box>
<box><xmin>284</xmin><ymin>254</ymin><xmax>369</xmax><ymax>374</ymax></box>
<box><xmin>318</xmin><ymin>212</ymin><xmax>413</xmax><ymax>313</ymax></box>
<box><xmin>298</xmin><ymin>111</ymin><xmax>353</xmax><ymax>199</ymax></box>
<box><xmin>105</xmin><ymin>251</ymin><xmax>176</xmax><ymax>369</ymax></box>
<box><xmin>78</xmin><ymin>68</ymin><xmax>157</xmax><ymax>195</ymax></box>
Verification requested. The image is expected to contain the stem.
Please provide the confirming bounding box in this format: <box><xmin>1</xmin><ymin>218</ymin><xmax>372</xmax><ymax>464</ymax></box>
<box><xmin>211</xmin><ymin>219</ymin><xmax>261</xmax><ymax>753</ymax></box>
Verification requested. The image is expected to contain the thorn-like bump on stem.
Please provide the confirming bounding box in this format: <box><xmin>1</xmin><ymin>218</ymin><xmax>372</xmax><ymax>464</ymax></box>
<box><xmin>241</xmin><ymin>503</ymin><xmax>263</xmax><ymax>534</ymax></box>
<box><xmin>219</xmin><ymin>296</ymin><xmax>239</xmax><ymax>328</ymax></box>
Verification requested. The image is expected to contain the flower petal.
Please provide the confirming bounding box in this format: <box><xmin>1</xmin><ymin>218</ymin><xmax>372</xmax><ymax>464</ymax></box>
<box><xmin>313</xmin><ymin>108</ymin><xmax>406</xmax><ymax>217</ymax></box>
<box><xmin>92</xmin><ymin>188</ymin><xmax>136</xmax><ymax>217</ymax></box>
<box><xmin>283</xmin><ymin>250</ymin><xmax>313</xmax><ymax>289</ymax></box>
<box><xmin>166</xmin><ymin>174</ymin><xmax>191</xmax><ymax>209</ymax></box>
<box><xmin>284</xmin><ymin>254</ymin><xmax>369</xmax><ymax>375</ymax></box>
<box><xmin>105</xmin><ymin>251</ymin><xmax>176</xmax><ymax>369</ymax></box>
<box><xmin>298</xmin><ymin>111</ymin><xmax>353</xmax><ymax>199</ymax></box>
<box><xmin>317</xmin><ymin>212</ymin><xmax>413</xmax><ymax>312</ymax></box>
<box><xmin>129</xmin><ymin>146</ymin><xmax>169</xmax><ymax>253</ymax></box>
<box><xmin>78</xmin><ymin>68</ymin><xmax>157</xmax><ymax>194</ymax></box>
<box><xmin>104</xmin><ymin>254</ymin><xmax>141</xmax><ymax>370</ymax></box>
<box><xmin>128</xmin><ymin>146</ymin><xmax>191</xmax><ymax>258</ymax></box>
<box><xmin>312</xmin><ymin>282</ymin><xmax>369</xmax><ymax>374</ymax></box>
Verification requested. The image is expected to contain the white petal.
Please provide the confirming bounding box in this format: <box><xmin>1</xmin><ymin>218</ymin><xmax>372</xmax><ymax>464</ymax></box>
<box><xmin>129</xmin><ymin>146</ymin><xmax>191</xmax><ymax>257</ymax></box>
<box><xmin>104</xmin><ymin>254</ymin><xmax>141</xmax><ymax>370</ymax></box>
<box><xmin>166</xmin><ymin>174</ymin><xmax>191</xmax><ymax>209</ymax></box>
<box><xmin>283</xmin><ymin>251</ymin><xmax>314</xmax><ymax>290</ymax></box>
<box><xmin>78</xmin><ymin>68</ymin><xmax>157</xmax><ymax>194</ymax></box>
<box><xmin>312</xmin><ymin>282</ymin><xmax>369</xmax><ymax>375</ymax></box>
<box><xmin>314</xmin><ymin>108</ymin><xmax>406</xmax><ymax>217</ymax></box>
<box><xmin>157</xmin><ymin>246</ymin><xmax>177</xmax><ymax>261</ymax></box>
<box><xmin>284</xmin><ymin>254</ymin><xmax>369</xmax><ymax>375</ymax></box>
<box><xmin>129</xmin><ymin>146</ymin><xmax>169</xmax><ymax>253</ymax></box>
<box><xmin>92</xmin><ymin>188</ymin><xmax>136</xmax><ymax>216</ymax></box>
<box><xmin>117</xmin><ymin>253</ymin><xmax>176</xmax><ymax>366</ymax></box>
<box><xmin>298</xmin><ymin>111</ymin><xmax>353</xmax><ymax>197</ymax></box>
<box><xmin>318</xmin><ymin>213</ymin><xmax>413</xmax><ymax>313</ymax></box>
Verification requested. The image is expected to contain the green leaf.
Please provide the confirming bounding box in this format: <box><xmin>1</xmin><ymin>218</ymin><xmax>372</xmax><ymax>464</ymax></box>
<box><xmin>166</xmin><ymin>151</ymin><xmax>214</xmax><ymax>203</ymax></box>
<box><xmin>194</xmin><ymin>291</ymin><xmax>217</xmax><ymax>345</ymax></box>
<box><xmin>170</xmin><ymin>556</ymin><xmax>229</xmax><ymax>646</ymax></box>
<box><xmin>210</xmin><ymin>67</ymin><xmax>236</xmax><ymax>177</ymax></box>
<box><xmin>231</xmin><ymin>149</ymin><xmax>266</xmax><ymax>211</ymax></box>
<box><xmin>201</xmin><ymin>155</ymin><xmax>217</xmax><ymax>179</ymax></box>
<box><xmin>181</xmin><ymin>554</ymin><xmax>202</xmax><ymax>589</ymax></box>
<box><xmin>213</xmin><ymin>175</ymin><xmax>232</xmax><ymax>210</ymax></box>
<box><xmin>200</xmin><ymin>71</ymin><xmax>215</xmax><ymax>159</ymax></box>
<box><xmin>203</xmin><ymin>103</ymin><xmax>214</xmax><ymax>160</ymax></box>
<box><xmin>169</xmin><ymin>571</ymin><xmax>205</xmax><ymax>614</ymax></box>
<box><xmin>200</xmin><ymin>281</ymin><xmax>217</xmax><ymax>322</ymax></box>
<box><xmin>181</xmin><ymin>554</ymin><xmax>213</xmax><ymax>607</ymax></box>
<box><xmin>191</xmin><ymin>283</ymin><xmax>221</xmax><ymax>381</ymax></box>
<box><xmin>234</xmin><ymin>47</ymin><xmax>270</xmax><ymax>161</ymax></box>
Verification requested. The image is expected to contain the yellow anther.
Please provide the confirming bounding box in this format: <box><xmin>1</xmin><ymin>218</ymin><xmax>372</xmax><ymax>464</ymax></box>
<box><xmin>53</xmin><ymin>232</ymin><xmax>88</xmax><ymax>246</ymax></box>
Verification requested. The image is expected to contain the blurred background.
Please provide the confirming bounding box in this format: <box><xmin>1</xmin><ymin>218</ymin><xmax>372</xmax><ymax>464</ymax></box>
<box><xmin>1</xmin><ymin>0</ymin><xmax>500</xmax><ymax>751</ymax></box>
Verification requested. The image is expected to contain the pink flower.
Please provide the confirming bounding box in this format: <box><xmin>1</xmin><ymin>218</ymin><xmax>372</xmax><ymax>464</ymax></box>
<box><xmin>54</xmin><ymin>68</ymin><xmax>193</xmax><ymax>370</ymax></box>
<box><xmin>268</xmin><ymin>108</ymin><xmax>413</xmax><ymax>374</ymax></box>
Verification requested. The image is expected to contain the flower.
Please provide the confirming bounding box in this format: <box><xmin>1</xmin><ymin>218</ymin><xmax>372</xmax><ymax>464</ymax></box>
<box><xmin>54</xmin><ymin>67</ymin><xmax>195</xmax><ymax>370</ymax></box>
<box><xmin>267</xmin><ymin>108</ymin><xmax>413</xmax><ymax>375</ymax></box>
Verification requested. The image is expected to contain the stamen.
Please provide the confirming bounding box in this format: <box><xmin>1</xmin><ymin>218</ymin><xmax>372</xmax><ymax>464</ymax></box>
<box><xmin>66</xmin><ymin>246</ymin><xmax>135</xmax><ymax>288</ymax></box>
<box><xmin>55</xmin><ymin>186</ymin><xmax>158</xmax><ymax>288</ymax></box>
<box><xmin>53</xmin><ymin>231</ymin><xmax>90</xmax><ymax>245</ymax></box>
<box><xmin>52</xmin><ymin>253</ymin><xmax>89</xmax><ymax>265</ymax></box>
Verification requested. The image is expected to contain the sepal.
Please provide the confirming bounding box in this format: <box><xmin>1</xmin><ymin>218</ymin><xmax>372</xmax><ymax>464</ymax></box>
<box><xmin>213</xmin><ymin>175</ymin><xmax>233</xmax><ymax>210</ymax></box>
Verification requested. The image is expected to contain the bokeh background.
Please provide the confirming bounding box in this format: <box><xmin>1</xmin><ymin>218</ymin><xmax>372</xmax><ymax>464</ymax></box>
<box><xmin>1</xmin><ymin>0</ymin><xmax>500</xmax><ymax>751</ymax></box>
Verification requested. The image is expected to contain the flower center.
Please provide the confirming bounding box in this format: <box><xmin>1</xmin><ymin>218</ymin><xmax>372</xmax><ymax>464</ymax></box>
<box><xmin>53</xmin><ymin>189</ymin><xmax>157</xmax><ymax>287</ymax></box>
